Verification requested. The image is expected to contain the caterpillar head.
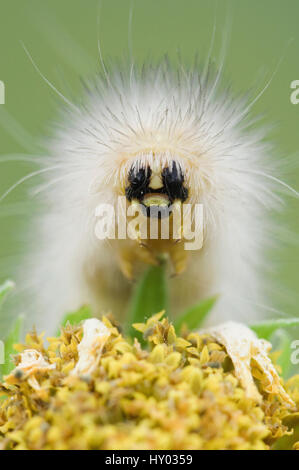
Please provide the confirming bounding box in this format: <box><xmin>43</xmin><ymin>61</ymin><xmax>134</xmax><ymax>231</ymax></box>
<box><xmin>125</xmin><ymin>160</ymin><xmax>189</xmax><ymax>218</ymax></box>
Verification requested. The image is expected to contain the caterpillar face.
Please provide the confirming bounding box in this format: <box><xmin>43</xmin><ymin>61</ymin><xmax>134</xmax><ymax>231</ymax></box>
<box><xmin>125</xmin><ymin>160</ymin><xmax>189</xmax><ymax>218</ymax></box>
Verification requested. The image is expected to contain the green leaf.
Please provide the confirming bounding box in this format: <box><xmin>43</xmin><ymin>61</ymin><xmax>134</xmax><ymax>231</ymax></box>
<box><xmin>125</xmin><ymin>264</ymin><xmax>169</xmax><ymax>339</ymax></box>
<box><xmin>272</xmin><ymin>424</ymin><xmax>299</xmax><ymax>450</ymax></box>
<box><xmin>0</xmin><ymin>280</ymin><xmax>15</xmax><ymax>304</ymax></box>
<box><xmin>0</xmin><ymin>314</ymin><xmax>24</xmax><ymax>378</ymax></box>
<box><xmin>174</xmin><ymin>295</ymin><xmax>219</xmax><ymax>332</ymax></box>
<box><xmin>270</xmin><ymin>329</ymin><xmax>293</xmax><ymax>379</ymax></box>
<box><xmin>0</xmin><ymin>280</ymin><xmax>18</xmax><ymax>379</ymax></box>
<box><xmin>250</xmin><ymin>318</ymin><xmax>299</xmax><ymax>340</ymax></box>
<box><xmin>56</xmin><ymin>305</ymin><xmax>93</xmax><ymax>336</ymax></box>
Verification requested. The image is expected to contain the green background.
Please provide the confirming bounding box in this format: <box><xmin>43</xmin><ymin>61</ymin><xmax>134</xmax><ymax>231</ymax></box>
<box><xmin>0</xmin><ymin>0</ymin><xmax>298</xmax><ymax>319</ymax></box>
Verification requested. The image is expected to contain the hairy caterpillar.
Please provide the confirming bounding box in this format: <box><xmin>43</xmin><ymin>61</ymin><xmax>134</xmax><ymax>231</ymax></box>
<box><xmin>7</xmin><ymin>54</ymin><xmax>282</xmax><ymax>335</ymax></box>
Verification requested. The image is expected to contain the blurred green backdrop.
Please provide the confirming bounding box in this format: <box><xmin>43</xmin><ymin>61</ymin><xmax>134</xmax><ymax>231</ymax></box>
<box><xmin>0</xmin><ymin>0</ymin><xmax>298</xmax><ymax>319</ymax></box>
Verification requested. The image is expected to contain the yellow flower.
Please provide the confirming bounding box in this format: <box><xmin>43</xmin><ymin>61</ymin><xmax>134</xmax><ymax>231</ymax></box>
<box><xmin>0</xmin><ymin>313</ymin><xmax>298</xmax><ymax>450</ymax></box>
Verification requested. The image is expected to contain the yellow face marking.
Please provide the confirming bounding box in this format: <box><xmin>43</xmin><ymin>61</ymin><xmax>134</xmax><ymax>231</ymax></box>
<box><xmin>150</xmin><ymin>173</ymin><xmax>163</xmax><ymax>189</ymax></box>
<box><xmin>142</xmin><ymin>193</ymin><xmax>169</xmax><ymax>207</ymax></box>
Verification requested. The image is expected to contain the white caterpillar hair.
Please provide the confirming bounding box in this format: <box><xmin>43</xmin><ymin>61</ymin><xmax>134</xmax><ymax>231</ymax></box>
<box><xmin>11</xmin><ymin>59</ymin><xmax>282</xmax><ymax>334</ymax></box>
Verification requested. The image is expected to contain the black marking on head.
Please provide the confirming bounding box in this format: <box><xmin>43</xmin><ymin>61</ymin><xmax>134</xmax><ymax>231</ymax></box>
<box><xmin>125</xmin><ymin>166</ymin><xmax>152</xmax><ymax>201</ymax></box>
<box><xmin>162</xmin><ymin>162</ymin><xmax>188</xmax><ymax>203</ymax></box>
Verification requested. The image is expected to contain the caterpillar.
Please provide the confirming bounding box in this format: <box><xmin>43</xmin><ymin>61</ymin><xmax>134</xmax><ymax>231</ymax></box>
<box><xmin>10</xmin><ymin>56</ymin><xmax>282</xmax><ymax>334</ymax></box>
